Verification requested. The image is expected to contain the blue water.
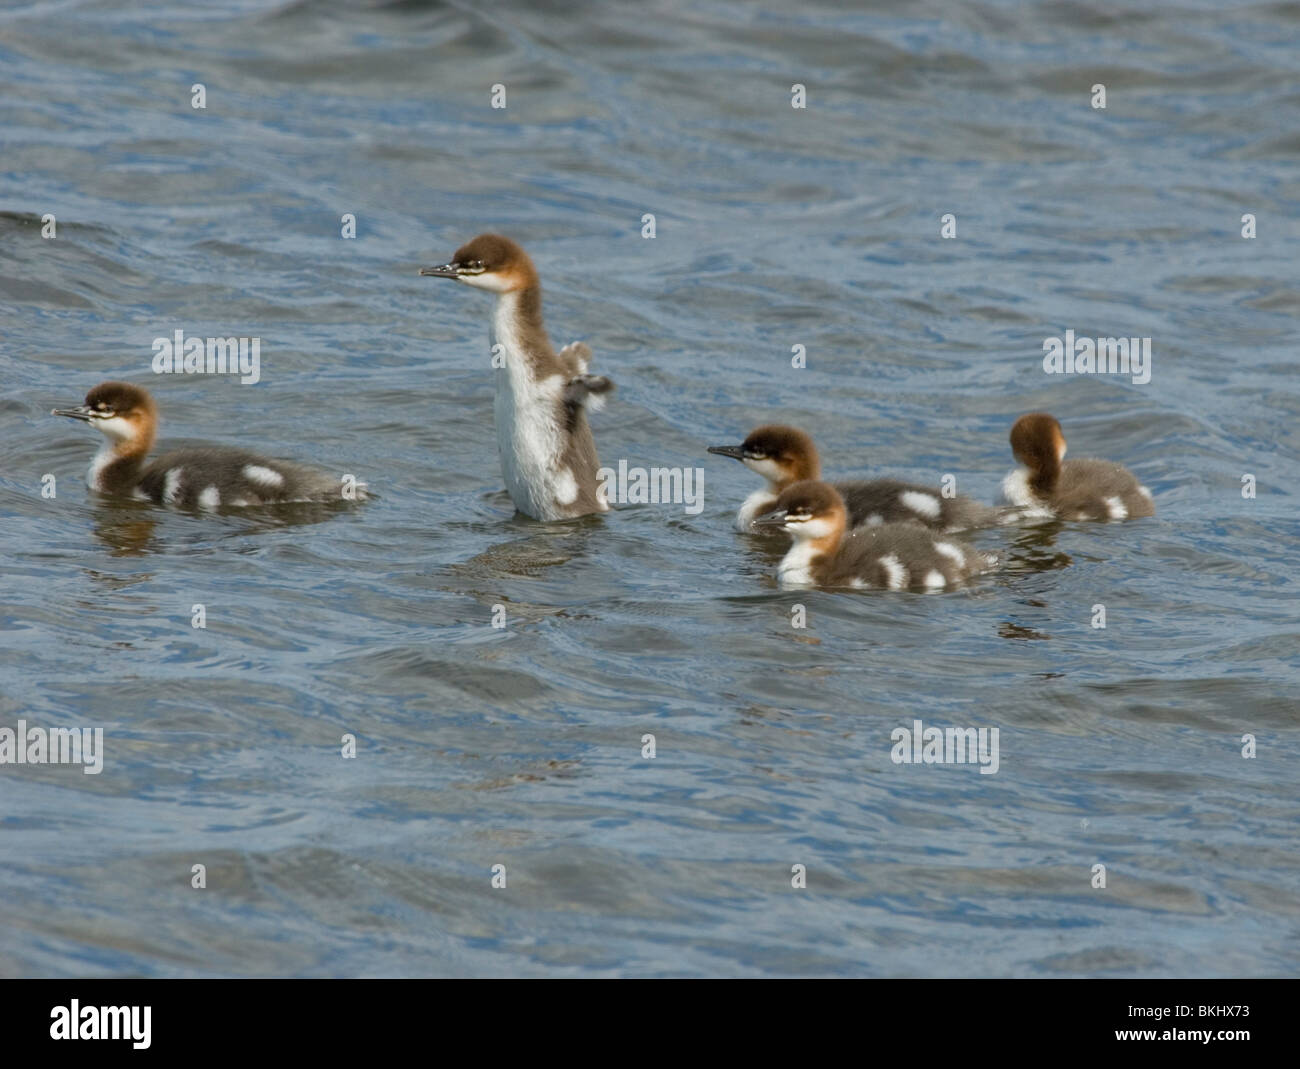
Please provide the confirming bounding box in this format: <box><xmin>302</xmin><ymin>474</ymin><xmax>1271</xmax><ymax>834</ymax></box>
<box><xmin>1</xmin><ymin>0</ymin><xmax>1297</xmax><ymax>976</ymax></box>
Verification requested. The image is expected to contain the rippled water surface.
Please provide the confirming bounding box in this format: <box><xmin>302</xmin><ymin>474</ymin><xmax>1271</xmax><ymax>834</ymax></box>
<box><xmin>2</xmin><ymin>0</ymin><xmax>1298</xmax><ymax>977</ymax></box>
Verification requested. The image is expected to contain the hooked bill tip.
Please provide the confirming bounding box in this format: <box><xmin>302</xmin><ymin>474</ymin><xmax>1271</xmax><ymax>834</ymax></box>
<box><xmin>52</xmin><ymin>406</ymin><xmax>93</xmax><ymax>421</ymax></box>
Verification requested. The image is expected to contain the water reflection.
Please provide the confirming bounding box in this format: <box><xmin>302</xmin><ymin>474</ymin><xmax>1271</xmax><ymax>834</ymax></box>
<box><xmin>86</xmin><ymin>497</ymin><xmax>362</xmax><ymax>556</ymax></box>
<box><xmin>89</xmin><ymin>500</ymin><xmax>158</xmax><ymax>557</ymax></box>
<box><xmin>1002</xmin><ymin>520</ymin><xmax>1073</xmax><ymax>574</ymax></box>
<box><xmin>451</xmin><ymin>512</ymin><xmax>605</xmax><ymax>582</ymax></box>
<box><xmin>998</xmin><ymin>621</ymin><xmax>1051</xmax><ymax>641</ymax></box>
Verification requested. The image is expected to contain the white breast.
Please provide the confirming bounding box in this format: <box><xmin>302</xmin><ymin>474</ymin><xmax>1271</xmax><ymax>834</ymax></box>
<box><xmin>492</xmin><ymin>295</ymin><xmax>577</xmax><ymax>520</ymax></box>
<box><xmin>999</xmin><ymin>467</ymin><xmax>1055</xmax><ymax>519</ymax></box>
<box><xmin>776</xmin><ymin>541</ymin><xmax>819</xmax><ymax>588</ymax></box>
<box><xmin>877</xmin><ymin>552</ymin><xmax>908</xmax><ymax>590</ymax></box>
<box><xmin>736</xmin><ymin>487</ymin><xmax>778</xmax><ymax>531</ymax></box>
<box><xmin>999</xmin><ymin>466</ymin><xmax>1034</xmax><ymax>507</ymax></box>
<box><xmin>87</xmin><ymin>442</ymin><xmax>116</xmax><ymax>490</ymax></box>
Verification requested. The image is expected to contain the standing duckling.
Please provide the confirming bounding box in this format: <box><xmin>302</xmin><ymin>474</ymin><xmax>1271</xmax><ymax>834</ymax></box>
<box><xmin>421</xmin><ymin>234</ymin><xmax>612</xmax><ymax>521</ymax></box>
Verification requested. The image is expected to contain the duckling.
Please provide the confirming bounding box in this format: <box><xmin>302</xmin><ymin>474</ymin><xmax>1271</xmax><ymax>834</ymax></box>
<box><xmin>53</xmin><ymin>381</ymin><xmax>365</xmax><ymax>508</ymax></box>
<box><xmin>421</xmin><ymin>233</ymin><xmax>612</xmax><ymax>520</ymax></box>
<box><xmin>709</xmin><ymin>424</ymin><xmax>1007</xmax><ymax>533</ymax></box>
<box><xmin>753</xmin><ymin>480</ymin><xmax>998</xmax><ymax>590</ymax></box>
<box><xmin>1000</xmin><ymin>413</ymin><xmax>1154</xmax><ymax>521</ymax></box>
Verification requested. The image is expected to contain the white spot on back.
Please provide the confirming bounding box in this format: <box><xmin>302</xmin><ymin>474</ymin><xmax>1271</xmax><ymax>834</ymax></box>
<box><xmin>900</xmin><ymin>490</ymin><xmax>940</xmax><ymax>519</ymax></box>
<box><xmin>1105</xmin><ymin>496</ymin><xmax>1127</xmax><ymax>520</ymax></box>
<box><xmin>933</xmin><ymin>541</ymin><xmax>966</xmax><ymax>567</ymax></box>
<box><xmin>198</xmin><ymin>485</ymin><xmax>221</xmax><ymax>510</ymax></box>
<box><xmin>865</xmin><ymin>513</ymin><xmax>884</xmax><ymax>527</ymax></box>
<box><xmin>163</xmin><ymin>468</ymin><xmax>184</xmax><ymax>504</ymax></box>
<box><xmin>243</xmin><ymin>464</ymin><xmax>284</xmax><ymax>488</ymax></box>
<box><xmin>1138</xmin><ymin>485</ymin><xmax>1153</xmax><ymax>501</ymax></box>
<box><xmin>878</xmin><ymin>553</ymin><xmax>907</xmax><ymax>590</ymax></box>
<box><xmin>922</xmin><ymin>569</ymin><xmax>946</xmax><ymax>589</ymax></box>
<box><xmin>554</xmin><ymin>468</ymin><xmax>579</xmax><ymax>505</ymax></box>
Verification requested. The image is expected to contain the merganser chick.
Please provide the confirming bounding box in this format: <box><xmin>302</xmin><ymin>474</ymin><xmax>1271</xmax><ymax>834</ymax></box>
<box><xmin>420</xmin><ymin>233</ymin><xmax>612</xmax><ymax>521</ymax></box>
<box><xmin>1000</xmin><ymin>413</ymin><xmax>1154</xmax><ymax>521</ymax></box>
<box><xmin>753</xmin><ymin>480</ymin><xmax>998</xmax><ymax>590</ymax></box>
<box><xmin>53</xmin><ymin>381</ymin><xmax>366</xmax><ymax>508</ymax></box>
<box><xmin>708</xmin><ymin>424</ymin><xmax>1006</xmax><ymax>534</ymax></box>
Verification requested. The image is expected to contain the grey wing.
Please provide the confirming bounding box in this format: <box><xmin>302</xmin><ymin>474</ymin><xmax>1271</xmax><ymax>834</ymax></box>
<box><xmin>837</xmin><ymin>478</ymin><xmax>1005</xmax><ymax>533</ymax></box>
<box><xmin>1057</xmin><ymin>459</ymin><xmax>1154</xmax><ymax>519</ymax></box>
<box><xmin>562</xmin><ymin>375</ymin><xmax>615</xmax><ymax>424</ymax></box>
<box><xmin>557</xmin><ymin>340</ymin><xmax>593</xmax><ymax>376</ymax></box>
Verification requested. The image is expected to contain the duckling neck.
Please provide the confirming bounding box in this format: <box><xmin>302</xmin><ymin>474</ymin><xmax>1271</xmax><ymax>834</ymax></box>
<box><xmin>89</xmin><ymin>442</ymin><xmax>145</xmax><ymax>494</ymax></box>
<box><xmin>1028</xmin><ymin>456</ymin><xmax>1061</xmax><ymax>496</ymax></box>
<box><xmin>779</xmin><ymin>528</ymin><xmax>841</xmax><ymax>586</ymax></box>
<box><xmin>491</xmin><ymin>286</ymin><xmax>561</xmax><ymax>384</ymax></box>
<box><xmin>773</xmin><ymin>455</ymin><xmax>820</xmax><ymax>493</ymax></box>
<box><xmin>779</xmin><ymin>538</ymin><xmax>825</xmax><ymax>587</ymax></box>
